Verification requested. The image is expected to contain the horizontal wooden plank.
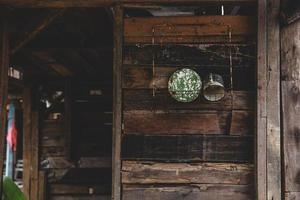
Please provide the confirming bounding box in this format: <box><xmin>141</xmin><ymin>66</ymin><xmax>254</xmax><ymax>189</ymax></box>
<box><xmin>50</xmin><ymin>184</ymin><xmax>111</xmax><ymax>195</ymax></box>
<box><xmin>122</xmin><ymin>161</ymin><xmax>253</xmax><ymax>184</ymax></box>
<box><xmin>123</xmin><ymin>110</ymin><xmax>254</xmax><ymax>135</ymax></box>
<box><xmin>78</xmin><ymin>157</ymin><xmax>112</xmax><ymax>168</ymax></box>
<box><xmin>0</xmin><ymin>0</ymin><xmax>256</xmax><ymax>8</ymax></box>
<box><xmin>124</xmin><ymin>44</ymin><xmax>256</xmax><ymax>67</ymax></box>
<box><xmin>122</xmin><ymin>184</ymin><xmax>254</xmax><ymax>200</ymax></box>
<box><xmin>124</xmin><ymin>89</ymin><xmax>254</xmax><ymax>111</ymax></box>
<box><xmin>122</xmin><ymin>135</ymin><xmax>254</xmax><ymax>162</ymax></box>
<box><xmin>124</xmin><ymin>16</ymin><xmax>256</xmax><ymax>44</ymax></box>
<box><xmin>123</xmin><ymin>66</ymin><xmax>255</xmax><ymax>90</ymax></box>
<box><xmin>50</xmin><ymin>195</ymin><xmax>110</xmax><ymax>200</ymax></box>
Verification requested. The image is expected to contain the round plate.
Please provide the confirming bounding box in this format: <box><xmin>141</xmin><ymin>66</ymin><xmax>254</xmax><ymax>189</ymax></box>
<box><xmin>168</xmin><ymin>68</ymin><xmax>202</xmax><ymax>103</ymax></box>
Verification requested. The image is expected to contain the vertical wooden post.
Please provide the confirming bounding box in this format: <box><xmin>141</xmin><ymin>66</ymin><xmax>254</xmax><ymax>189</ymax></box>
<box><xmin>112</xmin><ymin>5</ymin><xmax>123</xmax><ymax>200</ymax></box>
<box><xmin>257</xmin><ymin>0</ymin><xmax>281</xmax><ymax>199</ymax></box>
<box><xmin>266</xmin><ymin>0</ymin><xmax>281</xmax><ymax>199</ymax></box>
<box><xmin>23</xmin><ymin>86</ymin><xmax>32</xmax><ymax>199</ymax></box>
<box><xmin>257</xmin><ymin>0</ymin><xmax>268</xmax><ymax>199</ymax></box>
<box><xmin>0</xmin><ymin>11</ymin><xmax>9</xmax><ymax>200</ymax></box>
<box><xmin>30</xmin><ymin>100</ymin><xmax>40</xmax><ymax>200</ymax></box>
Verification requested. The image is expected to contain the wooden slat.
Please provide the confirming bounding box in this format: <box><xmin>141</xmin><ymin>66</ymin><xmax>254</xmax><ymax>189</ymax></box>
<box><xmin>50</xmin><ymin>184</ymin><xmax>111</xmax><ymax>195</ymax></box>
<box><xmin>281</xmin><ymin>19</ymin><xmax>300</xmax><ymax>193</ymax></box>
<box><xmin>122</xmin><ymin>135</ymin><xmax>253</xmax><ymax>162</ymax></box>
<box><xmin>0</xmin><ymin>13</ymin><xmax>9</xmax><ymax>199</ymax></box>
<box><xmin>122</xmin><ymin>161</ymin><xmax>253</xmax><ymax>184</ymax></box>
<box><xmin>124</xmin><ymin>89</ymin><xmax>254</xmax><ymax>111</ymax></box>
<box><xmin>256</xmin><ymin>0</ymin><xmax>267</xmax><ymax>199</ymax></box>
<box><xmin>122</xmin><ymin>184</ymin><xmax>254</xmax><ymax>200</ymax></box>
<box><xmin>124</xmin><ymin>16</ymin><xmax>256</xmax><ymax>44</ymax></box>
<box><xmin>124</xmin><ymin>44</ymin><xmax>256</xmax><ymax>67</ymax></box>
<box><xmin>38</xmin><ymin>171</ymin><xmax>46</xmax><ymax>200</ymax></box>
<box><xmin>112</xmin><ymin>5</ymin><xmax>123</xmax><ymax>200</ymax></box>
<box><xmin>0</xmin><ymin>0</ymin><xmax>257</xmax><ymax>8</ymax></box>
<box><xmin>30</xmin><ymin>110</ymin><xmax>40</xmax><ymax>200</ymax></box>
<box><xmin>124</xmin><ymin>110</ymin><xmax>254</xmax><ymax>135</ymax></box>
<box><xmin>266</xmin><ymin>0</ymin><xmax>281</xmax><ymax>199</ymax></box>
<box><xmin>22</xmin><ymin>86</ymin><xmax>32</xmax><ymax>200</ymax></box>
<box><xmin>123</xmin><ymin>66</ymin><xmax>254</xmax><ymax>90</ymax></box>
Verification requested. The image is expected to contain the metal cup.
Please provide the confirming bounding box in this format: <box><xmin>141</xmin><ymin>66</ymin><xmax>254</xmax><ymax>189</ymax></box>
<box><xmin>203</xmin><ymin>73</ymin><xmax>225</xmax><ymax>102</ymax></box>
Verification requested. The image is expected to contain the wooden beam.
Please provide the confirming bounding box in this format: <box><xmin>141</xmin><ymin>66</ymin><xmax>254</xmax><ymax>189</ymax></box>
<box><xmin>0</xmin><ymin>11</ymin><xmax>9</xmax><ymax>200</ymax></box>
<box><xmin>256</xmin><ymin>0</ymin><xmax>267</xmax><ymax>199</ymax></box>
<box><xmin>30</xmin><ymin>108</ymin><xmax>40</xmax><ymax>200</ymax></box>
<box><xmin>112</xmin><ymin>5</ymin><xmax>123</xmax><ymax>200</ymax></box>
<box><xmin>257</xmin><ymin>0</ymin><xmax>281</xmax><ymax>199</ymax></box>
<box><xmin>22</xmin><ymin>85</ymin><xmax>32</xmax><ymax>200</ymax></box>
<box><xmin>11</xmin><ymin>9</ymin><xmax>66</xmax><ymax>54</ymax></box>
<box><xmin>124</xmin><ymin>16</ymin><xmax>256</xmax><ymax>44</ymax></box>
<box><xmin>0</xmin><ymin>0</ymin><xmax>256</xmax><ymax>8</ymax></box>
<box><xmin>266</xmin><ymin>0</ymin><xmax>281</xmax><ymax>199</ymax></box>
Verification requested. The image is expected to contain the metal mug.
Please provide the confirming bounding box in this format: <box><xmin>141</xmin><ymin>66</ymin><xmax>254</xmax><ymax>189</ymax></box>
<box><xmin>203</xmin><ymin>73</ymin><xmax>225</xmax><ymax>102</ymax></box>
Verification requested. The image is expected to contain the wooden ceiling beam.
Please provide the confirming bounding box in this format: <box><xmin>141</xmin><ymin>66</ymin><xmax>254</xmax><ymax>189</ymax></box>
<box><xmin>0</xmin><ymin>0</ymin><xmax>256</xmax><ymax>8</ymax></box>
<box><xmin>11</xmin><ymin>9</ymin><xmax>66</xmax><ymax>54</ymax></box>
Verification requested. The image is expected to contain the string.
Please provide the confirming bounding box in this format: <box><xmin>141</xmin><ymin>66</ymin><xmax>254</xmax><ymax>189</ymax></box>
<box><xmin>152</xmin><ymin>26</ymin><xmax>156</xmax><ymax>97</ymax></box>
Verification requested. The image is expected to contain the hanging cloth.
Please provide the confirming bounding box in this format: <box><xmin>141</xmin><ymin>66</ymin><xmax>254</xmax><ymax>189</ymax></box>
<box><xmin>7</xmin><ymin>102</ymin><xmax>17</xmax><ymax>151</ymax></box>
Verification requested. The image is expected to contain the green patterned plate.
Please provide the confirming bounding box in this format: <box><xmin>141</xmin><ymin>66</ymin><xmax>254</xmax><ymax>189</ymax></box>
<box><xmin>168</xmin><ymin>68</ymin><xmax>202</xmax><ymax>102</ymax></box>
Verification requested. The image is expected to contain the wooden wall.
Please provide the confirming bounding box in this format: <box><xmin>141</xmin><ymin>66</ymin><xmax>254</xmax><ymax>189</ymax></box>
<box><xmin>39</xmin><ymin>80</ymin><xmax>112</xmax><ymax>200</ymax></box>
<box><xmin>121</xmin><ymin>14</ymin><xmax>256</xmax><ymax>200</ymax></box>
<box><xmin>282</xmin><ymin>18</ymin><xmax>300</xmax><ymax>200</ymax></box>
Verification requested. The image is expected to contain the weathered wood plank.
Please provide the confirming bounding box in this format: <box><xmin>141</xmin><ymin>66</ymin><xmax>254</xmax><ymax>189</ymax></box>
<box><xmin>122</xmin><ymin>135</ymin><xmax>253</xmax><ymax>162</ymax></box>
<box><xmin>22</xmin><ymin>86</ymin><xmax>32</xmax><ymax>200</ymax></box>
<box><xmin>124</xmin><ymin>89</ymin><xmax>254</xmax><ymax>111</ymax></box>
<box><xmin>50</xmin><ymin>184</ymin><xmax>111</xmax><ymax>195</ymax></box>
<box><xmin>281</xmin><ymin>19</ymin><xmax>300</xmax><ymax>193</ymax></box>
<box><xmin>266</xmin><ymin>0</ymin><xmax>281</xmax><ymax>199</ymax></box>
<box><xmin>124</xmin><ymin>44</ymin><xmax>256</xmax><ymax>67</ymax></box>
<box><xmin>0</xmin><ymin>13</ymin><xmax>9</xmax><ymax>199</ymax></box>
<box><xmin>112</xmin><ymin>5</ymin><xmax>123</xmax><ymax>200</ymax></box>
<box><xmin>124</xmin><ymin>16</ymin><xmax>256</xmax><ymax>44</ymax></box>
<box><xmin>30</xmin><ymin>110</ymin><xmax>40</xmax><ymax>200</ymax></box>
<box><xmin>256</xmin><ymin>0</ymin><xmax>267</xmax><ymax>199</ymax></box>
<box><xmin>122</xmin><ymin>161</ymin><xmax>253</xmax><ymax>184</ymax></box>
<box><xmin>124</xmin><ymin>110</ymin><xmax>254</xmax><ymax>135</ymax></box>
<box><xmin>123</xmin><ymin>66</ymin><xmax>254</xmax><ymax>90</ymax></box>
<box><xmin>122</xmin><ymin>184</ymin><xmax>254</xmax><ymax>200</ymax></box>
<box><xmin>285</xmin><ymin>192</ymin><xmax>300</xmax><ymax>200</ymax></box>
<box><xmin>0</xmin><ymin>0</ymin><xmax>257</xmax><ymax>8</ymax></box>
<box><xmin>38</xmin><ymin>171</ymin><xmax>46</xmax><ymax>200</ymax></box>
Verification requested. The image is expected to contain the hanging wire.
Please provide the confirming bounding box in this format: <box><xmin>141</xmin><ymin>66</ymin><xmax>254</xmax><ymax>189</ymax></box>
<box><xmin>228</xmin><ymin>26</ymin><xmax>234</xmax><ymax>110</ymax></box>
<box><xmin>152</xmin><ymin>26</ymin><xmax>156</xmax><ymax>97</ymax></box>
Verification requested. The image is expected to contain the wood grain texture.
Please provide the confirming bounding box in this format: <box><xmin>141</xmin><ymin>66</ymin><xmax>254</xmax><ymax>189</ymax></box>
<box><xmin>281</xmin><ymin>19</ymin><xmax>300</xmax><ymax>193</ymax></box>
<box><xmin>124</xmin><ymin>89</ymin><xmax>254</xmax><ymax>111</ymax></box>
<box><xmin>122</xmin><ymin>184</ymin><xmax>254</xmax><ymax>200</ymax></box>
<box><xmin>123</xmin><ymin>110</ymin><xmax>254</xmax><ymax>135</ymax></box>
<box><xmin>122</xmin><ymin>161</ymin><xmax>253</xmax><ymax>184</ymax></box>
<box><xmin>124</xmin><ymin>16</ymin><xmax>256</xmax><ymax>44</ymax></box>
<box><xmin>256</xmin><ymin>0</ymin><xmax>267</xmax><ymax>199</ymax></box>
<box><xmin>22</xmin><ymin>86</ymin><xmax>32</xmax><ymax>200</ymax></box>
<box><xmin>0</xmin><ymin>0</ymin><xmax>257</xmax><ymax>8</ymax></box>
<box><xmin>266</xmin><ymin>0</ymin><xmax>281</xmax><ymax>199</ymax></box>
<box><xmin>0</xmin><ymin>13</ymin><xmax>9</xmax><ymax>199</ymax></box>
<box><xmin>112</xmin><ymin>5</ymin><xmax>123</xmax><ymax>200</ymax></box>
<box><xmin>122</xmin><ymin>135</ymin><xmax>253</xmax><ymax>162</ymax></box>
<box><xmin>124</xmin><ymin>44</ymin><xmax>256</xmax><ymax>67</ymax></box>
